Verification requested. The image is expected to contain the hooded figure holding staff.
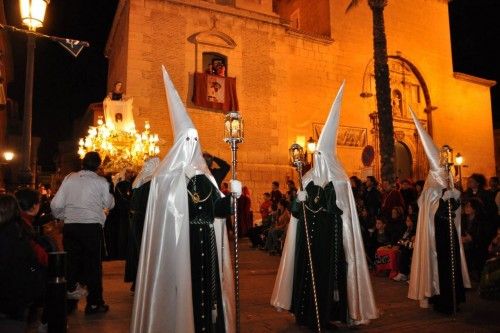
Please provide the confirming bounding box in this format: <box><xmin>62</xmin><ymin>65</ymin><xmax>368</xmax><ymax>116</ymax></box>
<box><xmin>130</xmin><ymin>67</ymin><xmax>240</xmax><ymax>333</ymax></box>
<box><xmin>271</xmin><ymin>82</ymin><xmax>378</xmax><ymax>329</ymax></box>
<box><xmin>408</xmin><ymin>108</ymin><xmax>470</xmax><ymax>314</ymax></box>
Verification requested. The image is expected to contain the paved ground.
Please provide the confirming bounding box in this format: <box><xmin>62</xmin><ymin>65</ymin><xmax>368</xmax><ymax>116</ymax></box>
<box><xmin>61</xmin><ymin>239</ymin><xmax>499</xmax><ymax>333</ymax></box>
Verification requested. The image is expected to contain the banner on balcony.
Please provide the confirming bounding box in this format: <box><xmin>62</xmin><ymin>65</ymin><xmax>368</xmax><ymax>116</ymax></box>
<box><xmin>192</xmin><ymin>72</ymin><xmax>239</xmax><ymax>112</ymax></box>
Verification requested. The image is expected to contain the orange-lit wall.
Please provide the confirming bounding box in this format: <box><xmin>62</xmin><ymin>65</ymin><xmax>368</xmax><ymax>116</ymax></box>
<box><xmin>277</xmin><ymin>0</ymin><xmax>331</xmax><ymax>37</ymax></box>
<box><xmin>107</xmin><ymin>0</ymin><xmax>496</xmax><ymax>209</ymax></box>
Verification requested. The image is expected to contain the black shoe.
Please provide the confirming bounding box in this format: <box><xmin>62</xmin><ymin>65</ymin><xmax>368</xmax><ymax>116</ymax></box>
<box><xmin>85</xmin><ymin>303</ymin><xmax>109</xmax><ymax>315</ymax></box>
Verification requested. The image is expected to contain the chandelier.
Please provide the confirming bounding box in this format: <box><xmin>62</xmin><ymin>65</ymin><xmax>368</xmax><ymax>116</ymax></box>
<box><xmin>78</xmin><ymin>116</ymin><xmax>160</xmax><ymax>173</ymax></box>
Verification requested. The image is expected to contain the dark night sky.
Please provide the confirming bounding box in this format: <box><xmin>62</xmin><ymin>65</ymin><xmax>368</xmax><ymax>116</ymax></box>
<box><xmin>3</xmin><ymin>0</ymin><xmax>500</xmax><ymax>170</ymax></box>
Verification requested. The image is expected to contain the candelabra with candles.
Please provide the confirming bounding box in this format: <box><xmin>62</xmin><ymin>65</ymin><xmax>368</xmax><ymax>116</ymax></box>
<box><xmin>440</xmin><ymin>145</ymin><xmax>457</xmax><ymax>316</ymax></box>
<box><xmin>289</xmin><ymin>143</ymin><xmax>321</xmax><ymax>332</ymax></box>
<box><xmin>223</xmin><ymin>111</ymin><xmax>243</xmax><ymax>333</ymax></box>
<box><xmin>78</xmin><ymin>117</ymin><xmax>160</xmax><ymax>173</ymax></box>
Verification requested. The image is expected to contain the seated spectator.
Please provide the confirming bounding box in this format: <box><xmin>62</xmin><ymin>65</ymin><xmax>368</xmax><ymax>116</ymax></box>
<box><xmin>264</xmin><ymin>199</ymin><xmax>290</xmax><ymax>255</ymax></box>
<box><xmin>392</xmin><ymin>215</ymin><xmax>416</xmax><ymax>282</ymax></box>
<box><xmin>248</xmin><ymin>204</ymin><xmax>276</xmax><ymax>249</ymax></box>
<box><xmin>0</xmin><ymin>194</ymin><xmax>45</xmax><ymax>330</ymax></box>
<box><xmin>462</xmin><ymin>198</ymin><xmax>496</xmax><ymax>276</ymax></box>
<box><xmin>259</xmin><ymin>192</ymin><xmax>272</xmax><ymax>221</ymax></box>
<box><xmin>15</xmin><ymin>188</ymin><xmax>52</xmax><ymax>267</ymax></box>
<box><xmin>479</xmin><ymin>226</ymin><xmax>500</xmax><ymax>300</ymax></box>
<box><xmin>387</xmin><ymin>206</ymin><xmax>406</xmax><ymax>242</ymax></box>
<box><xmin>366</xmin><ymin>217</ymin><xmax>392</xmax><ymax>262</ymax></box>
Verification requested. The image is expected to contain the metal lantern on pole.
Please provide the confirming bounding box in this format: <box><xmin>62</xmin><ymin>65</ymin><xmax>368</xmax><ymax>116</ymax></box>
<box><xmin>223</xmin><ymin>111</ymin><xmax>243</xmax><ymax>333</ymax></box>
<box><xmin>288</xmin><ymin>143</ymin><xmax>322</xmax><ymax>332</ymax></box>
<box><xmin>20</xmin><ymin>0</ymin><xmax>50</xmax><ymax>31</ymax></box>
<box><xmin>18</xmin><ymin>0</ymin><xmax>49</xmax><ymax>186</ymax></box>
<box><xmin>440</xmin><ymin>144</ymin><xmax>458</xmax><ymax>316</ymax></box>
<box><xmin>455</xmin><ymin>153</ymin><xmax>463</xmax><ymax>189</ymax></box>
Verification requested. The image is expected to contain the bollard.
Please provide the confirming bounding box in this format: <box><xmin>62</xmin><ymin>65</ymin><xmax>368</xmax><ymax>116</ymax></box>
<box><xmin>46</xmin><ymin>251</ymin><xmax>67</xmax><ymax>333</ymax></box>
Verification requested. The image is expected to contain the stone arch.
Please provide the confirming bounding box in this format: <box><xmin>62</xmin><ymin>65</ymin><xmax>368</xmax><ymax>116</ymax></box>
<box><xmin>388</xmin><ymin>54</ymin><xmax>437</xmax><ymax>135</ymax></box>
<box><xmin>188</xmin><ymin>29</ymin><xmax>237</xmax><ymax>49</ymax></box>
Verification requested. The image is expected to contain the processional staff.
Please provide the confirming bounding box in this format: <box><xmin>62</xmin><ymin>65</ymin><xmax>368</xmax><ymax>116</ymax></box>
<box><xmin>224</xmin><ymin>111</ymin><xmax>243</xmax><ymax>333</ymax></box>
<box><xmin>440</xmin><ymin>145</ymin><xmax>458</xmax><ymax>317</ymax></box>
<box><xmin>289</xmin><ymin>143</ymin><xmax>322</xmax><ymax>333</ymax></box>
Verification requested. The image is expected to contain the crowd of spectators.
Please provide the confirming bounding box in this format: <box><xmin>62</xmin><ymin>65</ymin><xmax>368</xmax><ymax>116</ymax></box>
<box><xmin>246</xmin><ymin>173</ymin><xmax>500</xmax><ymax>292</ymax></box>
<box><xmin>2</xmin><ymin>151</ymin><xmax>500</xmax><ymax>332</ymax></box>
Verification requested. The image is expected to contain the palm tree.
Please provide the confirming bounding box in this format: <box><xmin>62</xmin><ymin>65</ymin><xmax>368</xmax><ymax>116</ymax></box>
<box><xmin>346</xmin><ymin>0</ymin><xmax>395</xmax><ymax>183</ymax></box>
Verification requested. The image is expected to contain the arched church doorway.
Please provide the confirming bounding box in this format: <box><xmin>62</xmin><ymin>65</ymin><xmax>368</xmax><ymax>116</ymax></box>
<box><xmin>395</xmin><ymin>141</ymin><xmax>412</xmax><ymax>180</ymax></box>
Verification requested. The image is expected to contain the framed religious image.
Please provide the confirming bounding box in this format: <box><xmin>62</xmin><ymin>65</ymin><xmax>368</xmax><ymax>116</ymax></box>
<box><xmin>206</xmin><ymin>75</ymin><xmax>225</xmax><ymax>103</ymax></box>
<box><xmin>312</xmin><ymin>123</ymin><xmax>367</xmax><ymax>148</ymax></box>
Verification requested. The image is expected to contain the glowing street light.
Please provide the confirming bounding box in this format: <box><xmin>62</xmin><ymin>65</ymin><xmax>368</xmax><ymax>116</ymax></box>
<box><xmin>20</xmin><ymin>0</ymin><xmax>50</xmax><ymax>31</ymax></box>
<box><xmin>3</xmin><ymin>151</ymin><xmax>15</xmax><ymax>161</ymax></box>
<box><xmin>17</xmin><ymin>0</ymin><xmax>49</xmax><ymax>186</ymax></box>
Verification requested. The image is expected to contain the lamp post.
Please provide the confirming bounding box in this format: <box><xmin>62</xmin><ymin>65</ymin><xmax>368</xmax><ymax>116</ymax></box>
<box><xmin>18</xmin><ymin>0</ymin><xmax>49</xmax><ymax>186</ymax></box>
<box><xmin>306</xmin><ymin>136</ymin><xmax>316</xmax><ymax>166</ymax></box>
<box><xmin>0</xmin><ymin>150</ymin><xmax>15</xmax><ymax>190</ymax></box>
<box><xmin>455</xmin><ymin>152</ymin><xmax>463</xmax><ymax>189</ymax></box>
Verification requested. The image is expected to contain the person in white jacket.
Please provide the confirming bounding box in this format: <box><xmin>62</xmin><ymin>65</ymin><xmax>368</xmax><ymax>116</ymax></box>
<box><xmin>50</xmin><ymin>151</ymin><xmax>115</xmax><ymax>314</ymax></box>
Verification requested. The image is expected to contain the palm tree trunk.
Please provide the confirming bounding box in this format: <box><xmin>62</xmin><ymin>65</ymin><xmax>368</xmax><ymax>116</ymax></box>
<box><xmin>369</xmin><ymin>0</ymin><xmax>395</xmax><ymax>182</ymax></box>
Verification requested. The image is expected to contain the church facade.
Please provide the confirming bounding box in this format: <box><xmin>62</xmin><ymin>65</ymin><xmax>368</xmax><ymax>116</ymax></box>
<box><xmin>105</xmin><ymin>0</ymin><xmax>495</xmax><ymax>206</ymax></box>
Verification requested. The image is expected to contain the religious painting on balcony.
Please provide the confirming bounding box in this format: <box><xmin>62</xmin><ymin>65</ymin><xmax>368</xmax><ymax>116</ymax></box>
<box><xmin>313</xmin><ymin>123</ymin><xmax>367</xmax><ymax>148</ymax></box>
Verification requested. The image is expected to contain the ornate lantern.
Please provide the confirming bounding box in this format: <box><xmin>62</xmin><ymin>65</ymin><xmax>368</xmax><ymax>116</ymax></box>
<box><xmin>289</xmin><ymin>143</ymin><xmax>305</xmax><ymax>168</ymax></box>
<box><xmin>224</xmin><ymin>111</ymin><xmax>243</xmax><ymax>143</ymax></box>
<box><xmin>20</xmin><ymin>0</ymin><xmax>49</xmax><ymax>31</ymax></box>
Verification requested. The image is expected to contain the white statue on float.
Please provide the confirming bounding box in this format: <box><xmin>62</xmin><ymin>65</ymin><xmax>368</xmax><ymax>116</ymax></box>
<box><xmin>103</xmin><ymin>81</ymin><xmax>136</xmax><ymax>132</ymax></box>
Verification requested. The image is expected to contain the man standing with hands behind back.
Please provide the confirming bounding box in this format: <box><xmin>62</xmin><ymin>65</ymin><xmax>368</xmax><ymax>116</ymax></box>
<box><xmin>51</xmin><ymin>152</ymin><xmax>115</xmax><ymax>315</ymax></box>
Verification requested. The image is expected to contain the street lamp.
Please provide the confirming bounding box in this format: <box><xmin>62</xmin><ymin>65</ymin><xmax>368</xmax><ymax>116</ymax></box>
<box><xmin>18</xmin><ymin>0</ymin><xmax>49</xmax><ymax>186</ymax></box>
<box><xmin>306</xmin><ymin>136</ymin><xmax>316</xmax><ymax>167</ymax></box>
<box><xmin>3</xmin><ymin>151</ymin><xmax>15</xmax><ymax>162</ymax></box>
<box><xmin>1</xmin><ymin>151</ymin><xmax>15</xmax><ymax>191</ymax></box>
<box><xmin>20</xmin><ymin>0</ymin><xmax>50</xmax><ymax>31</ymax></box>
<box><xmin>455</xmin><ymin>152</ymin><xmax>463</xmax><ymax>189</ymax></box>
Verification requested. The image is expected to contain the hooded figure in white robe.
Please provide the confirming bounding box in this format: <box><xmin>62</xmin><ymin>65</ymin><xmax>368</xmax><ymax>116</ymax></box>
<box><xmin>130</xmin><ymin>67</ymin><xmax>236</xmax><ymax>333</ymax></box>
<box><xmin>408</xmin><ymin>108</ymin><xmax>470</xmax><ymax>312</ymax></box>
<box><xmin>271</xmin><ymin>82</ymin><xmax>378</xmax><ymax>327</ymax></box>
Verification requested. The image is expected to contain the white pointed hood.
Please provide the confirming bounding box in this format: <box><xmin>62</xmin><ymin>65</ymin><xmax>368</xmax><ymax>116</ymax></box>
<box><xmin>409</xmin><ymin>107</ymin><xmax>447</xmax><ymax>189</ymax></box>
<box><xmin>302</xmin><ymin>81</ymin><xmax>347</xmax><ymax>187</ymax></box>
<box><xmin>272</xmin><ymin>81</ymin><xmax>379</xmax><ymax>323</ymax></box>
<box><xmin>158</xmin><ymin>66</ymin><xmax>213</xmax><ymax>179</ymax></box>
<box><xmin>408</xmin><ymin>106</ymin><xmax>470</xmax><ymax>303</ymax></box>
<box><xmin>131</xmin><ymin>67</ymin><xmax>235</xmax><ymax>333</ymax></box>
